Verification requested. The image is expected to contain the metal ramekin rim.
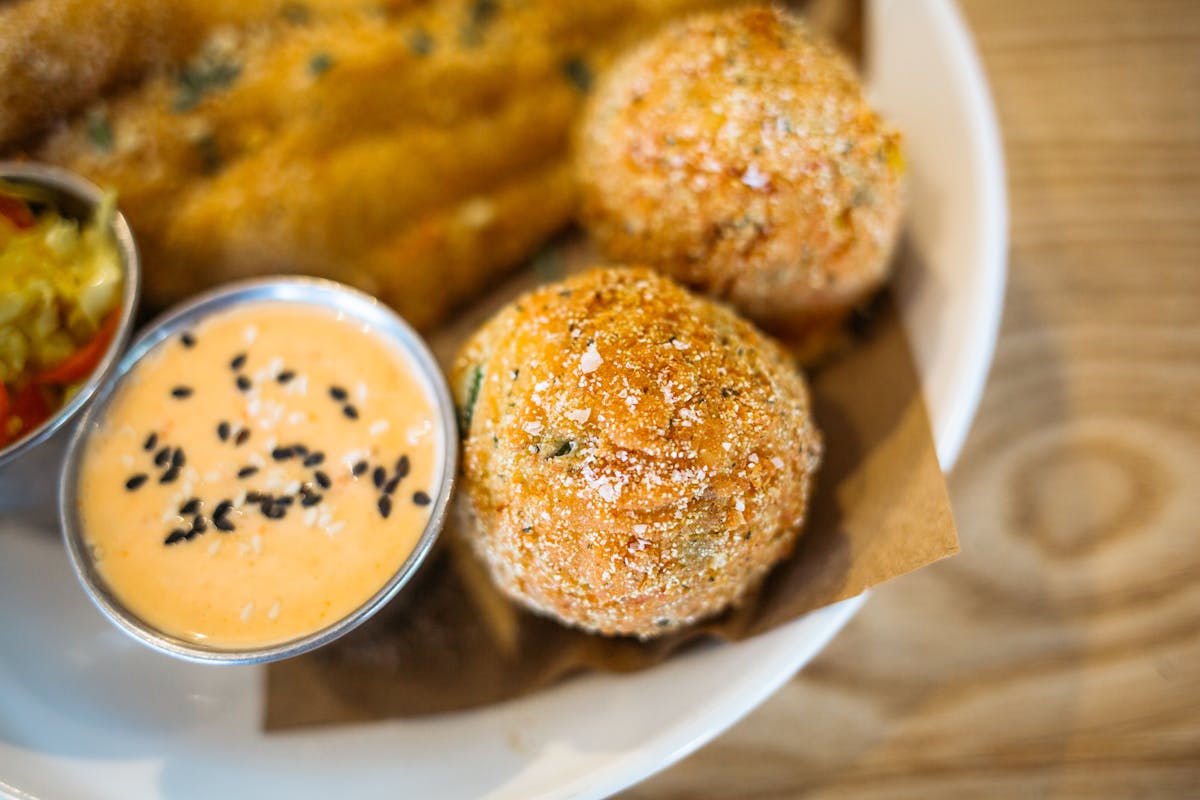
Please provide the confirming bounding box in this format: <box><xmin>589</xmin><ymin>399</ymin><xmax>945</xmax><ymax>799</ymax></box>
<box><xmin>59</xmin><ymin>276</ymin><xmax>459</xmax><ymax>664</ymax></box>
<box><xmin>0</xmin><ymin>161</ymin><xmax>141</xmax><ymax>467</ymax></box>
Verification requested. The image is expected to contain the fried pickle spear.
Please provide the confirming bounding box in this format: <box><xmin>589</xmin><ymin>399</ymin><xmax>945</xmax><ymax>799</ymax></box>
<box><xmin>0</xmin><ymin>0</ymin><xmax>412</xmax><ymax>147</ymax></box>
<box><xmin>351</xmin><ymin>162</ymin><xmax>576</xmax><ymax>331</ymax></box>
<box><xmin>20</xmin><ymin>0</ymin><xmax>740</xmax><ymax>323</ymax></box>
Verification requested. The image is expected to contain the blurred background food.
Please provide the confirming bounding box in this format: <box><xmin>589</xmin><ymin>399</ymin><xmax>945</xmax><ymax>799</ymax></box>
<box><xmin>577</xmin><ymin>5</ymin><xmax>903</xmax><ymax>351</ymax></box>
<box><xmin>1</xmin><ymin>0</ymin><xmax>757</xmax><ymax>328</ymax></box>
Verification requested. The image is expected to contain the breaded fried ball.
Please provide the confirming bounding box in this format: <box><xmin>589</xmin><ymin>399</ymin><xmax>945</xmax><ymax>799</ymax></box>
<box><xmin>452</xmin><ymin>267</ymin><xmax>822</xmax><ymax>638</ymax></box>
<box><xmin>576</xmin><ymin>5</ymin><xmax>904</xmax><ymax>339</ymax></box>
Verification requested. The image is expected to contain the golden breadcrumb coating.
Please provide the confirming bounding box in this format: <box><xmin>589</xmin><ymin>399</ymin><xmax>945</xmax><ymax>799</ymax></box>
<box><xmin>453</xmin><ymin>267</ymin><xmax>822</xmax><ymax>638</ymax></box>
<box><xmin>577</xmin><ymin>4</ymin><xmax>904</xmax><ymax>337</ymax></box>
<box><xmin>0</xmin><ymin>0</ymin><xmax>404</xmax><ymax>147</ymax></box>
<box><xmin>7</xmin><ymin>0</ymin><xmax>742</xmax><ymax>320</ymax></box>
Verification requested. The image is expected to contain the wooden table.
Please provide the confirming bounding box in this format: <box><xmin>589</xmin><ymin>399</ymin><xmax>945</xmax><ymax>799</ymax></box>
<box><xmin>629</xmin><ymin>1</ymin><xmax>1200</xmax><ymax>796</ymax></box>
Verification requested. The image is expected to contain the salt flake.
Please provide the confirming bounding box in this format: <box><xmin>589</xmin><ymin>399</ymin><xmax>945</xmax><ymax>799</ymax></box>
<box><xmin>580</xmin><ymin>343</ymin><xmax>602</xmax><ymax>374</ymax></box>
<box><xmin>741</xmin><ymin>163</ymin><xmax>769</xmax><ymax>190</ymax></box>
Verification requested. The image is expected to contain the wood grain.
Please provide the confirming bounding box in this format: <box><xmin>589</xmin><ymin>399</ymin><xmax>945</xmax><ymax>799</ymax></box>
<box><xmin>626</xmin><ymin>1</ymin><xmax>1200</xmax><ymax>797</ymax></box>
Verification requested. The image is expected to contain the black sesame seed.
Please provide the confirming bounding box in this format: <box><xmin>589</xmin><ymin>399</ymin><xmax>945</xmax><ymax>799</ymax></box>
<box><xmin>329</xmin><ymin>385</ymin><xmax>348</xmax><ymax>401</ymax></box>
<box><xmin>230</xmin><ymin>353</ymin><xmax>247</xmax><ymax>370</ymax></box>
<box><xmin>383</xmin><ymin>476</ymin><xmax>400</xmax><ymax>495</ymax></box>
<box><xmin>171</xmin><ymin>386</ymin><xmax>194</xmax><ymax>399</ymax></box>
<box><xmin>154</xmin><ymin>447</ymin><xmax>171</xmax><ymax>467</ymax></box>
<box><xmin>214</xmin><ymin>516</ymin><xmax>235</xmax><ymax>532</ymax></box>
<box><xmin>235</xmin><ymin>428</ymin><xmax>251</xmax><ymax>446</ymax></box>
<box><xmin>171</xmin><ymin>448</ymin><xmax>186</xmax><ymax>468</ymax></box>
<box><xmin>214</xmin><ymin>499</ymin><xmax>232</xmax><ymax>517</ymax></box>
<box><xmin>217</xmin><ymin>421</ymin><xmax>231</xmax><ymax>441</ymax></box>
<box><xmin>125</xmin><ymin>474</ymin><xmax>149</xmax><ymax>491</ymax></box>
<box><xmin>143</xmin><ymin>433</ymin><xmax>158</xmax><ymax>451</ymax></box>
<box><xmin>314</xmin><ymin>470</ymin><xmax>331</xmax><ymax>489</ymax></box>
<box><xmin>342</xmin><ymin>404</ymin><xmax>359</xmax><ymax>420</ymax></box>
<box><xmin>271</xmin><ymin>446</ymin><xmax>294</xmax><ymax>461</ymax></box>
<box><xmin>276</xmin><ymin>495</ymin><xmax>294</xmax><ymax>507</ymax></box>
<box><xmin>190</xmin><ymin>516</ymin><xmax>208</xmax><ymax>534</ymax></box>
<box><xmin>264</xmin><ymin>504</ymin><xmax>287</xmax><ymax>520</ymax></box>
<box><xmin>301</xmin><ymin>492</ymin><xmax>323</xmax><ymax>507</ymax></box>
<box><xmin>159</xmin><ymin>467</ymin><xmax>180</xmax><ymax>484</ymax></box>
<box><xmin>181</xmin><ymin>332</ymin><xmax>196</xmax><ymax>348</ymax></box>
<box><xmin>372</xmin><ymin>466</ymin><xmax>386</xmax><ymax>488</ymax></box>
<box><xmin>303</xmin><ymin>452</ymin><xmax>325</xmax><ymax>467</ymax></box>
<box><xmin>352</xmin><ymin>460</ymin><xmax>369</xmax><ymax>476</ymax></box>
<box><xmin>292</xmin><ymin>444</ymin><xmax>308</xmax><ymax>456</ymax></box>
<box><xmin>236</xmin><ymin>375</ymin><xmax>252</xmax><ymax>392</ymax></box>
<box><xmin>237</xmin><ymin>465</ymin><xmax>259</xmax><ymax>478</ymax></box>
<box><xmin>394</xmin><ymin>455</ymin><xmax>410</xmax><ymax>479</ymax></box>
<box><xmin>412</xmin><ymin>491</ymin><xmax>431</xmax><ymax>507</ymax></box>
<box><xmin>378</xmin><ymin>495</ymin><xmax>392</xmax><ymax>519</ymax></box>
<box><xmin>180</xmin><ymin>497</ymin><xmax>201</xmax><ymax>515</ymax></box>
<box><xmin>277</xmin><ymin>370</ymin><xmax>295</xmax><ymax>384</ymax></box>
<box><xmin>164</xmin><ymin>529</ymin><xmax>190</xmax><ymax>546</ymax></box>
<box><xmin>245</xmin><ymin>491</ymin><xmax>263</xmax><ymax>503</ymax></box>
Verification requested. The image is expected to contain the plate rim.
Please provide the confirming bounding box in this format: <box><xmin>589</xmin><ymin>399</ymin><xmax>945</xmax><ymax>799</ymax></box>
<box><xmin>917</xmin><ymin>0</ymin><xmax>1009</xmax><ymax>470</ymax></box>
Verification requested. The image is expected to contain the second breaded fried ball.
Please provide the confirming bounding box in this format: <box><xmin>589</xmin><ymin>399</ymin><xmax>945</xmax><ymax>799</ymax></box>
<box><xmin>577</xmin><ymin>4</ymin><xmax>904</xmax><ymax>338</ymax></box>
<box><xmin>452</xmin><ymin>267</ymin><xmax>822</xmax><ymax>638</ymax></box>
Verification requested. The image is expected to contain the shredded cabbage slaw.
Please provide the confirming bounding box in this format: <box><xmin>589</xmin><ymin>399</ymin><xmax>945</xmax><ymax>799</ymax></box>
<box><xmin>0</xmin><ymin>183</ymin><xmax>123</xmax><ymax>446</ymax></box>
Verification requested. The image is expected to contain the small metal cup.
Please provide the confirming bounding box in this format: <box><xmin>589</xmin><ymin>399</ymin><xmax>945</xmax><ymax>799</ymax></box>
<box><xmin>59</xmin><ymin>277</ymin><xmax>458</xmax><ymax>664</ymax></box>
<box><xmin>0</xmin><ymin>162</ymin><xmax>141</xmax><ymax>526</ymax></box>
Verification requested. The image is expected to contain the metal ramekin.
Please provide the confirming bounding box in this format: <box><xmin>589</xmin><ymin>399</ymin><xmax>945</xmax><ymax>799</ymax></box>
<box><xmin>0</xmin><ymin>162</ymin><xmax>141</xmax><ymax>525</ymax></box>
<box><xmin>59</xmin><ymin>277</ymin><xmax>458</xmax><ymax>664</ymax></box>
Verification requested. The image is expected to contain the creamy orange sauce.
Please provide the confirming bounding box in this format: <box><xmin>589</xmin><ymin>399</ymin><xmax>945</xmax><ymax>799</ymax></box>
<box><xmin>78</xmin><ymin>303</ymin><xmax>442</xmax><ymax>649</ymax></box>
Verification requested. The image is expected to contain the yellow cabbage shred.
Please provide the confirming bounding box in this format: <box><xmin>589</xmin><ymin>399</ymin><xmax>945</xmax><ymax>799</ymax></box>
<box><xmin>0</xmin><ymin>189</ymin><xmax>123</xmax><ymax>384</ymax></box>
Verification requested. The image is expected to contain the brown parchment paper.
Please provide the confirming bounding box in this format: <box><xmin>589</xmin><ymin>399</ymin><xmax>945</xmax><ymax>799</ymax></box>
<box><xmin>263</xmin><ymin>239</ymin><xmax>960</xmax><ymax>729</ymax></box>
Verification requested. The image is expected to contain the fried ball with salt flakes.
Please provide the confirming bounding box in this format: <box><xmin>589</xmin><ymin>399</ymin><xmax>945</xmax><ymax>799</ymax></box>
<box><xmin>452</xmin><ymin>267</ymin><xmax>822</xmax><ymax>638</ymax></box>
<box><xmin>577</xmin><ymin>4</ymin><xmax>904</xmax><ymax>343</ymax></box>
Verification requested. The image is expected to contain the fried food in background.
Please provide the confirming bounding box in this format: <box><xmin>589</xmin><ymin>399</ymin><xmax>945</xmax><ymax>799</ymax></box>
<box><xmin>452</xmin><ymin>267</ymin><xmax>822</xmax><ymax>638</ymax></box>
<box><xmin>576</xmin><ymin>4</ymin><xmax>903</xmax><ymax>353</ymax></box>
<box><xmin>0</xmin><ymin>0</ymin><xmax>404</xmax><ymax>147</ymax></box>
<box><xmin>3</xmin><ymin>0</ymin><xmax>740</xmax><ymax>322</ymax></box>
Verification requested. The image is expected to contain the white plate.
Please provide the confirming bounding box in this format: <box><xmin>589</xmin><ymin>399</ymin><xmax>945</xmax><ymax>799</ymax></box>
<box><xmin>0</xmin><ymin>1</ymin><xmax>1006</xmax><ymax>797</ymax></box>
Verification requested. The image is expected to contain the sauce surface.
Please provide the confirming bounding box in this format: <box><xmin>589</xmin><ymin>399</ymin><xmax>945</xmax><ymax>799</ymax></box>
<box><xmin>78</xmin><ymin>303</ymin><xmax>442</xmax><ymax>649</ymax></box>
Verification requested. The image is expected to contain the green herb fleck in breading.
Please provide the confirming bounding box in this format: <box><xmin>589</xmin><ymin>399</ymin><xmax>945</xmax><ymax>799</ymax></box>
<box><xmin>309</xmin><ymin>52</ymin><xmax>335</xmax><ymax>76</ymax></box>
<box><xmin>173</xmin><ymin>57</ymin><xmax>242</xmax><ymax>113</ymax></box>
<box><xmin>459</xmin><ymin>364</ymin><xmax>484</xmax><ymax>432</ymax></box>
<box><xmin>408</xmin><ymin>27</ymin><xmax>435</xmax><ymax>56</ymax></box>
<box><xmin>561</xmin><ymin>56</ymin><xmax>592</xmax><ymax>92</ymax></box>
<box><xmin>85</xmin><ymin>110</ymin><xmax>114</xmax><ymax>154</ymax></box>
